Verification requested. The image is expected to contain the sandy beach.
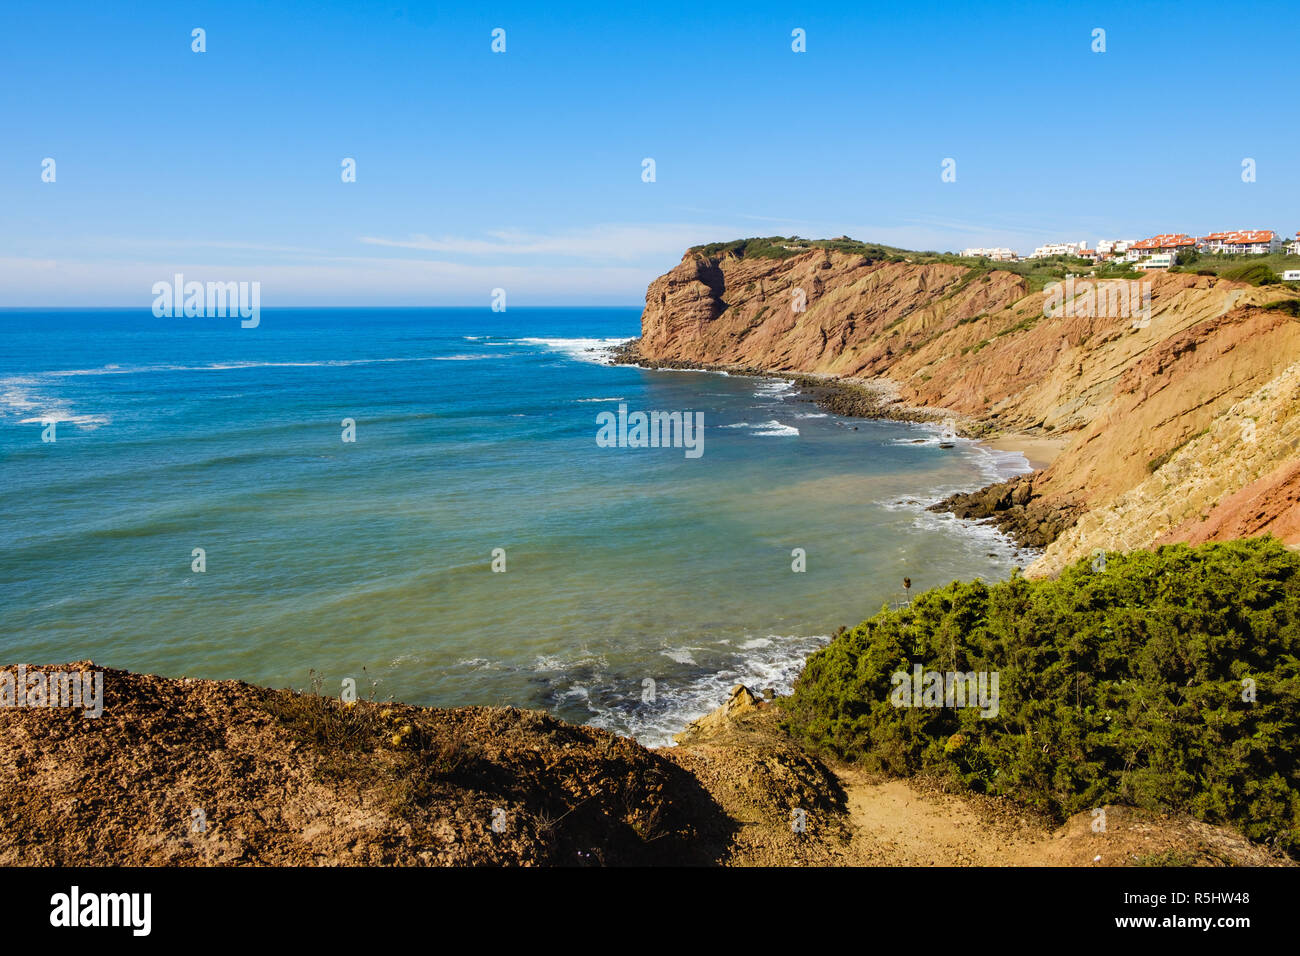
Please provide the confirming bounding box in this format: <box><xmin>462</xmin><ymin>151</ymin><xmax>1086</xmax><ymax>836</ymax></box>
<box><xmin>982</xmin><ymin>433</ymin><xmax>1069</xmax><ymax>471</ymax></box>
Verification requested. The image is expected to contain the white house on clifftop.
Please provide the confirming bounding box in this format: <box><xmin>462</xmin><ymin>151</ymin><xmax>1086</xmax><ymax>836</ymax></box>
<box><xmin>1198</xmin><ymin>230</ymin><xmax>1282</xmax><ymax>254</ymax></box>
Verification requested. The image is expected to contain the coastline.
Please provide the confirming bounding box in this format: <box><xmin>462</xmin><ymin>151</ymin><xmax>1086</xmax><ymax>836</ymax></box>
<box><xmin>610</xmin><ymin>339</ymin><xmax>1063</xmax><ymax>453</ymax></box>
<box><xmin>610</xmin><ymin>338</ymin><xmax>1089</xmax><ymax>553</ymax></box>
<box><xmin>610</xmin><ymin>342</ymin><xmax>962</xmax><ymax>429</ymax></box>
<box><xmin>980</xmin><ymin>434</ymin><xmax>1067</xmax><ymax>471</ymax></box>
<box><xmin>610</xmin><ymin>338</ymin><xmax>1070</xmax><ymax>507</ymax></box>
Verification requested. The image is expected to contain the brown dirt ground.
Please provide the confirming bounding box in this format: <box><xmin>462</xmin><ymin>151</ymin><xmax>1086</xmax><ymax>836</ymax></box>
<box><xmin>0</xmin><ymin>665</ymin><xmax>1290</xmax><ymax>867</ymax></box>
<box><xmin>662</xmin><ymin>708</ymin><xmax>1293</xmax><ymax>868</ymax></box>
<box><xmin>0</xmin><ymin>663</ymin><xmax>730</xmax><ymax>866</ymax></box>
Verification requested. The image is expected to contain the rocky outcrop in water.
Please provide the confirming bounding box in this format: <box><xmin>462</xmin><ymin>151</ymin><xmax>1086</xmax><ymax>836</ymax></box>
<box><xmin>929</xmin><ymin>473</ymin><xmax>1084</xmax><ymax>550</ymax></box>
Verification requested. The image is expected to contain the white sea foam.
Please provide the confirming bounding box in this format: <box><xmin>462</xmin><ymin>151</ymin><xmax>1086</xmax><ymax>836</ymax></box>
<box><xmin>751</xmin><ymin>420</ymin><xmax>799</xmax><ymax>437</ymax></box>
<box><xmin>971</xmin><ymin>443</ymin><xmax>1032</xmax><ymax>483</ymax></box>
<box><xmin>875</xmin><ymin>424</ymin><xmax>1038</xmax><ymax>563</ymax></box>
<box><xmin>1</xmin><ymin>376</ymin><xmax>110</xmax><ymax>429</ymax></box>
<box><xmin>754</xmin><ymin>379</ymin><xmax>795</xmax><ymax>398</ymax></box>
<box><xmin>891</xmin><ymin>421</ymin><xmax>1032</xmax><ymax>483</ymax></box>
<box><xmin>660</xmin><ymin>647</ymin><xmax>697</xmax><ymax>665</ymax></box>
<box><xmin>533</xmin><ymin>650</ymin><xmax>609</xmax><ymax>673</ymax></box>
<box><xmin>0</xmin><ymin>378</ymin><xmax>40</xmax><ymax>412</ymax></box>
<box><xmin>881</xmin><ymin>494</ymin><xmax>1025</xmax><ymax>545</ymax></box>
<box><xmin>522</xmin><ymin>634</ymin><xmax>833</xmax><ymax>749</ymax></box>
<box><xmin>582</xmin><ymin>633</ymin><xmax>832</xmax><ymax>748</ymax></box>
<box><xmin>574</xmin><ymin>396</ymin><xmax>626</xmax><ymax>403</ymax></box>
<box><xmin>513</xmin><ymin>336</ymin><xmax>632</xmax><ymax>364</ymax></box>
<box><xmin>18</xmin><ymin>411</ymin><xmax>110</xmax><ymax>429</ymax></box>
<box><xmin>720</xmin><ymin>419</ymin><xmax>799</xmax><ymax>436</ymax></box>
<box><xmin>0</xmin><ymin>356</ymin><xmax>489</xmax><ymax>427</ymax></box>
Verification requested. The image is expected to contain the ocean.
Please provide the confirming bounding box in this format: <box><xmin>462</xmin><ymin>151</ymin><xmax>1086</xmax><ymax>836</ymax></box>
<box><xmin>0</xmin><ymin>307</ymin><xmax>1030</xmax><ymax>745</ymax></box>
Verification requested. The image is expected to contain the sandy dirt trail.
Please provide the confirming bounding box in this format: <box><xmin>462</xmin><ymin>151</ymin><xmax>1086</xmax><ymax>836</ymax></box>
<box><xmin>827</xmin><ymin>770</ymin><xmax>1288</xmax><ymax>868</ymax></box>
<box><xmin>836</xmin><ymin>773</ymin><xmax>1052</xmax><ymax>866</ymax></box>
<box><xmin>666</xmin><ymin>704</ymin><xmax>1290</xmax><ymax>867</ymax></box>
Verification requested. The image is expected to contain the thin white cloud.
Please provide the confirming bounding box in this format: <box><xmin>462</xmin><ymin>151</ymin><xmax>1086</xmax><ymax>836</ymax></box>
<box><xmin>358</xmin><ymin>223</ymin><xmax>738</xmax><ymax>261</ymax></box>
<box><xmin>0</xmin><ymin>255</ymin><xmax>654</xmax><ymax>306</ymax></box>
<box><xmin>0</xmin><ymin>223</ymin><xmax>743</xmax><ymax>303</ymax></box>
<box><xmin>39</xmin><ymin>237</ymin><xmax>331</xmax><ymax>256</ymax></box>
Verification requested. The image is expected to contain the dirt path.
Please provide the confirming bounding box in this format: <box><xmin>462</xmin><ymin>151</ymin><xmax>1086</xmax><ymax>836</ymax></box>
<box><xmin>666</xmin><ymin>700</ymin><xmax>1292</xmax><ymax>867</ymax></box>
<box><xmin>836</xmin><ymin>772</ymin><xmax>1051</xmax><ymax>866</ymax></box>
<box><xmin>828</xmin><ymin>769</ymin><xmax>1289</xmax><ymax>868</ymax></box>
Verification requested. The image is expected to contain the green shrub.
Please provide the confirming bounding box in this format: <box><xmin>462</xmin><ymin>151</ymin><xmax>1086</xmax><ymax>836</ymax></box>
<box><xmin>1223</xmin><ymin>262</ymin><xmax>1280</xmax><ymax>286</ymax></box>
<box><xmin>689</xmin><ymin>236</ymin><xmax>900</xmax><ymax>263</ymax></box>
<box><xmin>780</xmin><ymin>538</ymin><xmax>1300</xmax><ymax>852</ymax></box>
<box><xmin>1263</xmin><ymin>299</ymin><xmax>1300</xmax><ymax>317</ymax></box>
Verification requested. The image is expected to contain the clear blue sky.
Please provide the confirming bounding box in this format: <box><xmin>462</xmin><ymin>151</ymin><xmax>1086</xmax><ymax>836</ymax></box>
<box><xmin>2</xmin><ymin>0</ymin><xmax>1297</xmax><ymax>305</ymax></box>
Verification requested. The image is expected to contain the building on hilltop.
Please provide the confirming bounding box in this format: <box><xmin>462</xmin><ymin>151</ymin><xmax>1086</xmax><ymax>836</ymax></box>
<box><xmin>1096</xmin><ymin>239</ymin><xmax>1137</xmax><ymax>257</ymax></box>
<box><xmin>1285</xmin><ymin>233</ymin><xmax>1300</xmax><ymax>256</ymax></box>
<box><xmin>1125</xmin><ymin>234</ymin><xmax>1196</xmax><ymax>262</ymax></box>
<box><xmin>1029</xmin><ymin>241</ymin><xmax>1088</xmax><ymax>259</ymax></box>
<box><xmin>960</xmin><ymin>247</ymin><xmax>1019</xmax><ymax>261</ymax></box>
<box><xmin>1197</xmin><ymin>230</ymin><xmax>1282</xmax><ymax>255</ymax></box>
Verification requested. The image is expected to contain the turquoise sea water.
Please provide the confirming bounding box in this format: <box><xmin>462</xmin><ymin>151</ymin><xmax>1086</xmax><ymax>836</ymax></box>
<box><xmin>0</xmin><ymin>308</ymin><xmax>1031</xmax><ymax>745</ymax></box>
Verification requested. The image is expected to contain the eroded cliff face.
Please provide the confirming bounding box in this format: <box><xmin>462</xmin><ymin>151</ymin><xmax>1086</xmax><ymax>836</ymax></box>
<box><xmin>640</xmin><ymin>251</ymin><xmax>1028</xmax><ymax>379</ymax></box>
<box><xmin>1033</xmin><ymin>357</ymin><xmax>1300</xmax><ymax>576</ymax></box>
<box><xmin>634</xmin><ymin>246</ymin><xmax>1300</xmax><ymax>570</ymax></box>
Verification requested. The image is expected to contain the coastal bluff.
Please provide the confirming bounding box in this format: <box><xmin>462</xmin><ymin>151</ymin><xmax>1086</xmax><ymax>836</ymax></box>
<box><xmin>1</xmin><ymin>664</ymin><xmax>1286</xmax><ymax>867</ymax></box>
<box><xmin>622</xmin><ymin>239</ymin><xmax>1300</xmax><ymax>573</ymax></box>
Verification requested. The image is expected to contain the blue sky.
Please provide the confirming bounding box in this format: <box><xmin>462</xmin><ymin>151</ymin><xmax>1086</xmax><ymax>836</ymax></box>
<box><xmin>2</xmin><ymin>0</ymin><xmax>1297</xmax><ymax>305</ymax></box>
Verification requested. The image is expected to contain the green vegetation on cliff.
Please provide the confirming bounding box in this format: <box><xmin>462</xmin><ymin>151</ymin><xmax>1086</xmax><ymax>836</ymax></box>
<box><xmin>780</xmin><ymin>538</ymin><xmax>1300</xmax><ymax>853</ymax></box>
<box><xmin>1173</xmin><ymin>252</ymin><xmax>1300</xmax><ymax>284</ymax></box>
<box><xmin>687</xmin><ymin>236</ymin><xmax>904</xmax><ymax>262</ymax></box>
<box><xmin>685</xmin><ymin>236</ymin><xmax>1099</xmax><ymax>292</ymax></box>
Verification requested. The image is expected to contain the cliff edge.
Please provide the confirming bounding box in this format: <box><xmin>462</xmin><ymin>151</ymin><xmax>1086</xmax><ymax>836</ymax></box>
<box><xmin>626</xmin><ymin>239</ymin><xmax>1300</xmax><ymax>572</ymax></box>
<box><xmin>2</xmin><ymin>665</ymin><xmax>1285</xmax><ymax>866</ymax></box>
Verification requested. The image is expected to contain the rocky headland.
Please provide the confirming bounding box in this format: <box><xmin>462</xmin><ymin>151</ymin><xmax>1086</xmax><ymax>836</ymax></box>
<box><xmin>617</xmin><ymin>239</ymin><xmax>1300</xmax><ymax>573</ymax></box>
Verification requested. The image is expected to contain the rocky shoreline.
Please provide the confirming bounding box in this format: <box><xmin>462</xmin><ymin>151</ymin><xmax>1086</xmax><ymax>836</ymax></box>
<box><xmin>611</xmin><ymin>339</ymin><xmax>982</xmax><ymax>429</ymax></box>
<box><xmin>612</xmin><ymin>339</ymin><xmax>1075</xmax><ymax>549</ymax></box>
<box><xmin>929</xmin><ymin>473</ymin><xmax>1085</xmax><ymax>550</ymax></box>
